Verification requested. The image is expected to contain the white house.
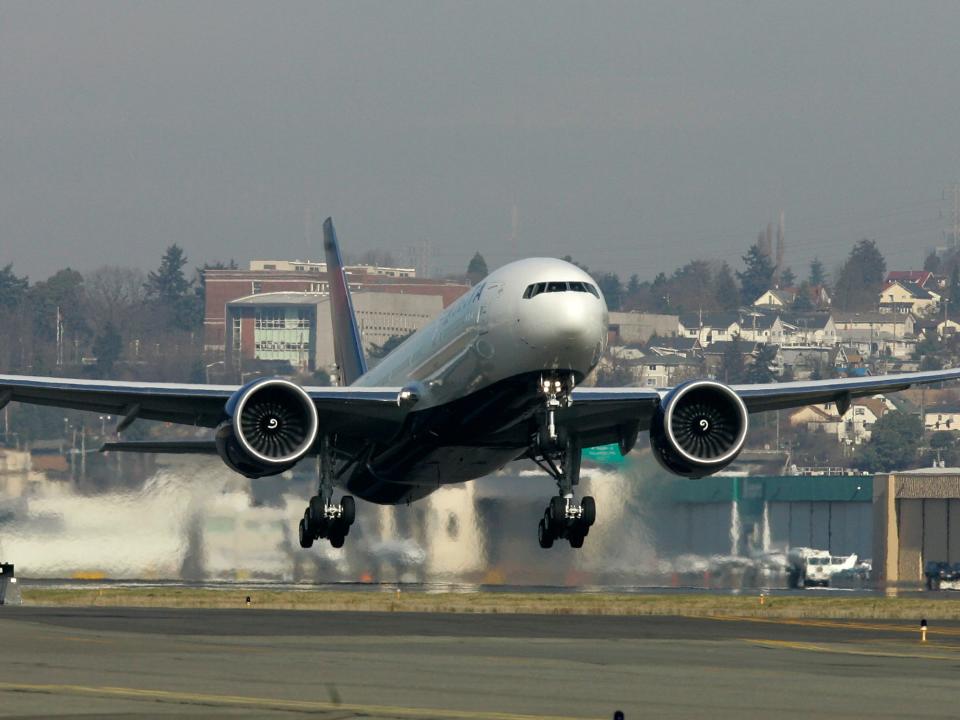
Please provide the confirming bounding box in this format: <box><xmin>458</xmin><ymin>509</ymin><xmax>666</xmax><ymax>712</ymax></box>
<box><xmin>677</xmin><ymin>312</ymin><xmax>741</xmax><ymax>347</ymax></box>
<box><xmin>878</xmin><ymin>281</ymin><xmax>940</xmax><ymax>317</ymax></box>
<box><xmin>924</xmin><ymin>406</ymin><xmax>960</xmax><ymax>433</ymax></box>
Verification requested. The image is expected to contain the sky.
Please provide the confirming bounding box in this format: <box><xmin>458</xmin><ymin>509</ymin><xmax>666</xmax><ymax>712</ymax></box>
<box><xmin>2</xmin><ymin>1</ymin><xmax>960</xmax><ymax>282</ymax></box>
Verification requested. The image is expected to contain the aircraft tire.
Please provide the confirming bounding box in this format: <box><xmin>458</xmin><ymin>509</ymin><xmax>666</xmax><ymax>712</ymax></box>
<box><xmin>341</xmin><ymin>496</ymin><xmax>356</xmax><ymax>526</ymax></box>
<box><xmin>309</xmin><ymin>496</ymin><xmax>325</xmax><ymax>525</ymax></box>
<box><xmin>568</xmin><ymin>530</ymin><xmax>585</xmax><ymax>549</ymax></box>
<box><xmin>329</xmin><ymin>532</ymin><xmax>345</xmax><ymax>549</ymax></box>
<box><xmin>581</xmin><ymin>496</ymin><xmax>596</xmax><ymax>526</ymax></box>
<box><xmin>538</xmin><ymin>519</ymin><xmax>554</xmax><ymax>549</ymax></box>
<box><xmin>548</xmin><ymin>496</ymin><xmax>566</xmax><ymax>526</ymax></box>
<box><xmin>298</xmin><ymin>518</ymin><xmax>314</xmax><ymax>549</ymax></box>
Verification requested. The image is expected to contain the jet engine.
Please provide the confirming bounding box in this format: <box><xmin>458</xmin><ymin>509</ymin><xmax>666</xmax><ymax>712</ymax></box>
<box><xmin>648</xmin><ymin>380</ymin><xmax>749</xmax><ymax>478</ymax></box>
<box><xmin>215</xmin><ymin>378</ymin><xmax>319</xmax><ymax>478</ymax></box>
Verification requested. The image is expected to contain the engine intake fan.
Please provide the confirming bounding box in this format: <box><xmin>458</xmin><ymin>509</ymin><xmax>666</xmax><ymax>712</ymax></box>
<box><xmin>649</xmin><ymin>380</ymin><xmax>748</xmax><ymax>478</ymax></box>
<box><xmin>216</xmin><ymin>378</ymin><xmax>319</xmax><ymax>478</ymax></box>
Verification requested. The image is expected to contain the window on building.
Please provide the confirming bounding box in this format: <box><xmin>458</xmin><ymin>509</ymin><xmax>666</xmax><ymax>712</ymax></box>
<box><xmin>232</xmin><ymin>316</ymin><xmax>241</xmax><ymax>352</ymax></box>
<box><xmin>252</xmin><ymin>281</ymin><xmax>262</xmax><ymax>294</ymax></box>
<box><xmin>263</xmin><ymin>264</ymin><xmax>276</xmax><ymax>270</ymax></box>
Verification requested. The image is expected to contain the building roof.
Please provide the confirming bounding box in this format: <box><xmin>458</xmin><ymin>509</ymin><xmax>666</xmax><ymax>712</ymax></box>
<box><xmin>678</xmin><ymin>311</ymin><xmax>740</xmax><ymax>329</ymax></box>
<box><xmin>227</xmin><ymin>291</ymin><xmax>325</xmax><ymax>306</ymax></box>
<box><xmin>779</xmin><ymin>311</ymin><xmax>832</xmax><ymax>329</ymax></box>
<box><xmin>833</xmin><ymin>311</ymin><xmax>912</xmax><ymax>324</ymax></box>
<box><xmin>886</xmin><ymin>270</ymin><xmax>934</xmax><ymax>287</ymax></box>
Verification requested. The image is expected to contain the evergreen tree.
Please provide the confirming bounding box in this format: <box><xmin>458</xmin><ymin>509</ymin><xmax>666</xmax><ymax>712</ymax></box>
<box><xmin>712</xmin><ymin>262</ymin><xmax>740</xmax><ymax>311</ymax></box>
<box><xmin>779</xmin><ymin>267</ymin><xmax>796</xmax><ymax>288</ymax></box>
<box><xmin>93</xmin><ymin>321</ymin><xmax>123</xmax><ymax>376</ymax></box>
<box><xmin>466</xmin><ymin>252</ymin><xmax>488</xmax><ymax>285</ymax></box>
<box><xmin>719</xmin><ymin>335</ymin><xmax>746</xmax><ymax>383</ymax></box>
<box><xmin>808</xmin><ymin>257</ymin><xmax>826</xmax><ymax>287</ymax></box>
<box><xmin>924</xmin><ymin>252</ymin><xmax>942</xmax><ymax>274</ymax></box>
<box><xmin>832</xmin><ymin>239</ymin><xmax>886</xmax><ymax>311</ymax></box>
<box><xmin>627</xmin><ymin>274</ymin><xmax>641</xmax><ymax>295</ymax></box>
<box><xmin>597</xmin><ymin>273</ymin><xmax>623</xmax><ymax>311</ymax></box>
<box><xmin>745</xmin><ymin>344</ymin><xmax>778</xmax><ymax>384</ymax></box>
<box><xmin>0</xmin><ymin>264</ymin><xmax>28</xmax><ymax>309</ymax></box>
<box><xmin>858</xmin><ymin>410</ymin><xmax>922</xmax><ymax>472</ymax></box>
<box><xmin>792</xmin><ymin>281</ymin><xmax>814</xmax><ymax>311</ymax></box>
<box><xmin>736</xmin><ymin>243</ymin><xmax>775</xmax><ymax>304</ymax></box>
<box><xmin>145</xmin><ymin>245</ymin><xmax>191</xmax><ymax>303</ymax></box>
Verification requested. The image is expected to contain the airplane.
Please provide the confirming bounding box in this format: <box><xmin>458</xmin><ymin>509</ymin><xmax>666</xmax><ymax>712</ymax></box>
<box><xmin>2</xmin><ymin>217</ymin><xmax>960</xmax><ymax>551</ymax></box>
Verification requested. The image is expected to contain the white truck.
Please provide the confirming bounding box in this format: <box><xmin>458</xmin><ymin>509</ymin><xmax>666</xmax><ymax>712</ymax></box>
<box><xmin>787</xmin><ymin>548</ymin><xmax>858</xmax><ymax>588</ymax></box>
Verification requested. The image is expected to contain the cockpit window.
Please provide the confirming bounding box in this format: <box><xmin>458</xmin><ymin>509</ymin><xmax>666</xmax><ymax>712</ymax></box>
<box><xmin>523</xmin><ymin>281</ymin><xmax>600</xmax><ymax>299</ymax></box>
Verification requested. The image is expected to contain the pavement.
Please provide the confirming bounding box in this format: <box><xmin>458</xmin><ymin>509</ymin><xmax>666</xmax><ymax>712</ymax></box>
<box><xmin>1</xmin><ymin>607</ymin><xmax>959</xmax><ymax>718</ymax></box>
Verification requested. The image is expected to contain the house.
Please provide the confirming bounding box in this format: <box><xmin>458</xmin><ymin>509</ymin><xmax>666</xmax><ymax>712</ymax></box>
<box><xmin>878</xmin><ymin>281</ymin><xmax>940</xmax><ymax>316</ymax></box>
<box><xmin>701</xmin><ymin>340</ymin><xmax>764</xmax><ymax>379</ymax></box>
<box><xmin>737</xmin><ymin>311</ymin><xmax>779</xmax><ymax>343</ymax></box>
<box><xmin>753</xmin><ymin>289</ymin><xmax>795</xmax><ymax>308</ymax></box>
<box><xmin>789</xmin><ymin>405</ymin><xmax>842</xmax><ymax>435</ymax></box>
<box><xmin>936</xmin><ymin>319</ymin><xmax>960</xmax><ymax>339</ymax></box>
<box><xmin>778</xmin><ymin>345</ymin><xmax>839</xmax><ymax>379</ymax></box>
<box><xmin>837</xmin><ymin>396</ymin><xmax>894</xmax><ymax>444</ymax></box>
<box><xmin>924</xmin><ymin>405</ymin><xmax>960</xmax><ymax>433</ymax></box>
<box><xmin>833</xmin><ymin>312</ymin><xmax>916</xmax><ymax>358</ymax></box>
<box><xmin>772</xmin><ymin>312</ymin><xmax>836</xmax><ymax>346</ymax></box>
<box><xmin>633</xmin><ymin>355</ymin><xmax>701</xmax><ymax>388</ymax></box>
<box><xmin>607</xmin><ymin>312</ymin><xmax>680</xmax><ymax>345</ymax></box>
<box><xmin>677</xmin><ymin>312</ymin><xmax>741</xmax><ymax>346</ymax></box>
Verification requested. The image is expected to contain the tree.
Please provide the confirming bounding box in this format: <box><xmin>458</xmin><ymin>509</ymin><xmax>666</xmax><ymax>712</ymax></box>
<box><xmin>745</xmin><ymin>344</ymin><xmax>778</xmax><ymax>384</ymax></box>
<box><xmin>93</xmin><ymin>322</ymin><xmax>123</xmax><ymax>376</ymax></box>
<box><xmin>857</xmin><ymin>410</ymin><xmax>922</xmax><ymax>472</ymax></box>
<box><xmin>145</xmin><ymin>245</ymin><xmax>198</xmax><ymax>331</ymax></box>
<box><xmin>779</xmin><ymin>267</ymin><xmax>796</xmax><ymax>288</ymax></box>
<box><xmin>712</xmin><ymin>262</ymin><xmax>740</xmax><ymax>311</ymax></box>
<box><xmin>792</xmin><ymin>281</ymin><xmax>814</xmax><ymax>311</ymax></box>
<box><xmin>0</xmin><ymin>264</ymin><xmax>28</xmax><ymax>309</ymax></box>
<box><xmin>832</xmin><ymin>239</ymin><xmax>886</xmax><ymax>311</ymax></box>
<box><xmin>924</xmin><ymin>252</ymin><xmax>942</xmax><ymax>274</ymax></box>
<box><xmin>28</xmin><ymin>268</ymin><xmax>87</xmax><ymax>342</ymax></box>
<box><xmin>719</xmin><ymin>335</ymin><xmax>747</xmax><ymax>383</ymax></box>
<box><xmin>561</xmin><ymin>255</ymin><xmax>589</xmax><ymax>273</ymax></box>
<box><xmin>466</xmin><ymin>252</ymin><xmax>488</xmax><ymax>285</ymax></box>
<box><xmin>949</xmin><ymin>265</ymin><xmax>960</xmax><ymax>317</ymax></box>
<box><xmin>597</xmin><ymin>273</ymin><xmax>623</xmax><ymax>311</ymax></box>
<box><xmin>736</xmin><ymin>243</ymin><xmax>775</xmax><ymax>304</ymax></box>
<box><xmin>627</xmin><ymin>274</ymin><xmax>641</xmax><ymax>295</ymax></box>
<box><xmin>808</xmin><ymin>257</ymin><xmax>826</xmax><ymax>287</ymax></box>
<box><xmin>145</xmin><ymin>245</ymin><xmax>190</xmax><ymax>303</ymax></box>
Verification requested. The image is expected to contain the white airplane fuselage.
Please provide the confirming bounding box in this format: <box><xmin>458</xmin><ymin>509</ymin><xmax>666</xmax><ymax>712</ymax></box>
<box><xmin>347</xmin><ymin>257</ymin><xmax>609</xmax><ymax>503</ymax></box>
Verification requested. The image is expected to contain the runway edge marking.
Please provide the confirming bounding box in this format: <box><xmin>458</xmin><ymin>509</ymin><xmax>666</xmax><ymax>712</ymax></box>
<box><xmin>0</xmin><ymin>682</ymin><xmax>594</xmax><ymax>720</ymax></box>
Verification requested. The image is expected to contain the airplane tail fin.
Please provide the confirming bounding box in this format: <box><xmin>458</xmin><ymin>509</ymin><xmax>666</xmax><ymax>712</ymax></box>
<box><xmin>323</xmin><ymin>217</ymin><xmax>367</xmax><ymax>385</ymax></box>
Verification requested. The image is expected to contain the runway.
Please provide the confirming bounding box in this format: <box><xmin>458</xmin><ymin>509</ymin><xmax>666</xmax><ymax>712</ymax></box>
<box><xmin>1</xmin><ymin>608</ymin><xmax>959</xmax><ymax>719</ymax></box>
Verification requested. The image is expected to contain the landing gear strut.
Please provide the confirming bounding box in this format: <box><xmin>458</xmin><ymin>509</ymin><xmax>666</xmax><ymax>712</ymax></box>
<box><xmin>299</xmin><ymin>435</ymin><xmax>356</xmax><ymax>549</ymax></box>
<box><xmin>531</xmin><ymin>375</ymin><xmax>596</xmax><ymax>549</ymax></box>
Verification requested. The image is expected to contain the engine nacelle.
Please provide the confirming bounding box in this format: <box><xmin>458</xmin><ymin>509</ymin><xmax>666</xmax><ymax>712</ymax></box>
<box><xmin>649</xmin><ymin>380</ymin><xmax>749</xmax><ymax>478</ymax></box>
<box><xmin>215</xmin><ymin>378</ymin><xmax>319</xmax><ymax>478</ymax></box>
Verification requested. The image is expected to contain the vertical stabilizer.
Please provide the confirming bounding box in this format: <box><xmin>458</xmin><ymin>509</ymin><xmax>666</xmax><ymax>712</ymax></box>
<box><xmin>323</xmin><ymin>218</ymin><xmax>367</xmax><ymax>385</ymax></box>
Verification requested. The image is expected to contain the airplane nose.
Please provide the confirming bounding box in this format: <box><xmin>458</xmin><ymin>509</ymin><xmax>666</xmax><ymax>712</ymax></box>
<box><xmin>518</xmin><ymin>293</ymin><xmax>604</xmax><ymax>352</ymax></box>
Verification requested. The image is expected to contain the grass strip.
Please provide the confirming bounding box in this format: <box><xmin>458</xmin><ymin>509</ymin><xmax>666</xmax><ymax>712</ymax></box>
<box><xmin>16</xmin><ymin>587</ymin><xmax>960</xmax><ymax>620</ymax></box>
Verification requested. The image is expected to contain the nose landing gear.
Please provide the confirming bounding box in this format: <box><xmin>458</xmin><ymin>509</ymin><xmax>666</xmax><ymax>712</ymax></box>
<box><xmin>298</xmin><ymin>436</ymin><xmax>356</xmax><ymax>549</ymax></box>
<box><xmin>531</xmin><ymin>375</ymin><xmax>596</xmax><ymax>549</ymax></box>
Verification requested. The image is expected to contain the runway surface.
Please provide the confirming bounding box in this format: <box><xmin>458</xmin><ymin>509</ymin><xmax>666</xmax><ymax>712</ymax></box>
<box><xmin>1</xmin><ymin>607</ymin><xmax>960</xmax><ymax>719</ymax></box>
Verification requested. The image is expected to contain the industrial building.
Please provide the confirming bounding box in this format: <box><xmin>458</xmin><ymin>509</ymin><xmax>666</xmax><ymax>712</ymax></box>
<box><xmin>873</xmin><ymin>469</ymin><xmax>960</xmax><ymax>585</ymax></box>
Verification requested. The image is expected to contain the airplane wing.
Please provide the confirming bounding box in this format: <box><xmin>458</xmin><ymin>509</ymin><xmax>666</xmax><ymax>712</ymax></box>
<box><xmin>568</xmin><ymin>367</ymin><xmax>960</xmax><ymax>449</ymax></box>
<box><xmin>0</xmin><ymin>374</ymin><xmax>405</xmax><ymax>440</ymax></box>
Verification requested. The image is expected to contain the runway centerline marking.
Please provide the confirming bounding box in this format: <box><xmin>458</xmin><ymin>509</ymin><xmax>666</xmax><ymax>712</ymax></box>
<box><xmin>0</xmin><ymin>682</ymin><xmax>594</xmax><ymax>720</ymax></box>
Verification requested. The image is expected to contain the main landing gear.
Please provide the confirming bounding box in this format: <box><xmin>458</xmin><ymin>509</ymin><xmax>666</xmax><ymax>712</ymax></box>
<box><xmin>531</xmin><ymin>375</ymin><xmax>596</xmax><ymax>549</ymax></box>
<box><xmin>299</xmin><ymin>436</ymin><xmax>356</xmax><ymax>549</ymax></box>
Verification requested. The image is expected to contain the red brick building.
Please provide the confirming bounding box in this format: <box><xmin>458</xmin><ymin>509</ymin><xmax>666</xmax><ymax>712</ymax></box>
<box><xmin>203</xmin><ymin>267</ymin><xmax>469</xmax><ymax>352</ymax></box>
